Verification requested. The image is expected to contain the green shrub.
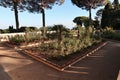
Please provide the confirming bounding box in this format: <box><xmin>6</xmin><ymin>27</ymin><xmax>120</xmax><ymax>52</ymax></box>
<box><xmin>102</xmin><ymin>27</ymin><xmax>120</xmax><ymax>41</ymax></box>
<box><xmin>1</xmin><ymin>29</ymin><xmax>10</xmax><ymax>33</ymax></box>
<box><xmin>9</xmin><ymin>35</ymin><xmax>25</xmax><ymax>44</ymax></box>
<box><xmin>24</xmin><ymin>27</ymin><xmax>42</xmax><ymax>42</ymax></box>
<box><xmin>21</xmin><ymin>25</ymin><xmax>102</xmax><ymax>59</ymax></box>
<box><xmin>9</xmin><ymin>28</ymin><xmax>42</xmax><ymax>44</ymax></box>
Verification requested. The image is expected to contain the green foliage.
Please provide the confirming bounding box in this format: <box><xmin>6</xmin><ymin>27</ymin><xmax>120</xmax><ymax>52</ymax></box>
<box><xmin>37</xmin><ymin>26</ymin><xmax>101</xmax><ymax>59</ymax></box>
<box><xmin>0</xmin><ymin>29</ymin><xmax>10</xmax><ymax>33</ymax></box>
<box><xmin>101</xmin><ymin>1</ymin><xmax>120</xmax><ymax>29</ymax></box>
<box><xmin>73</xmin><ymin>16</ymin><xmax>92</xmax><ymax>27</ymax></box>
<box><xmin>71</xmin><ymin>0</ymin><xmax>106</xmax><ymax>26</ymax></box>
<box><xmin>19</xmin><ymin>26</ymin><xmax>38</xmax><ymax>32</ymax></box>
<box><xmin>24</xmin><ymin>27</ymin><xmax>42</xmax><ymax>42</ymax></box>
<box><xmin>93</xmin><ymin>19</ymin><xmax>100</xmax><ymax>29</ymax></box>
<box><xmin>46</xmin><ymin>25</ymin><xmax>70</xmax><ymax>40</ymax></box>
<box><xmin>102</xmin><ymin>27</ymin><xmax>120</xmax><ymax>40</ymax></box>
<box><xmin>8</xmin><ymin>25</ymin><xmax>102</xmax><ymax>59</ymax></box>
<box><xmin>71</xmin><ymin>0</ymin><xmax>106</xmax><ymax>10</ymax></box>
<box><xmin>76</xmin><ymin>25</ymin><xmax>86</xmax><ymax>39</ymax></box>
<box><xmin>9</xmin><ymin>35</ymin><xmax>25</xmax><ymax>44</ymax></box>
<box><xmin>26</xmin><ymin>0</ymin><xmax>64</xmax><ymax>13</ymax></box>
<box><xmin>94</xmin><ymin>30</ymin><xmax>102</xmax><ymax>40</ymax></box>
<box><xmin>101</xmin><ymin>2</ymin><xmax>113</xmax><ymax>28</ymax></box>
<box><xmin>0</xmin><ymin>26</ymin><xmax>39</xmax><ymax>33</ymax></box>
<box><xmin>8</xmin><ymin>28</ymin><xmax>42</xmax><ymax>44</ymax></box>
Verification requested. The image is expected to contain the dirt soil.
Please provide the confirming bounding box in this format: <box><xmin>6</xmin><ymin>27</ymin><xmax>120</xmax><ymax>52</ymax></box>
<box><xmin>0</xmin><ymin>41</ymin><xmax>120</xmax><ymax>80</ymax></box>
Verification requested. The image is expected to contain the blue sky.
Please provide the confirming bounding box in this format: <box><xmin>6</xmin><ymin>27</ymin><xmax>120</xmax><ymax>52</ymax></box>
<box><xmin>0</xmin><ymin>0</ymin><xmax>115</xmax><ymax>29</ymax></box>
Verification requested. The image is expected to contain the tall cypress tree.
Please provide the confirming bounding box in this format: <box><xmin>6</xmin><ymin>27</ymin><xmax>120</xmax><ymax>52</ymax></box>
<box><xmin>101</xmin><ymin>0</ymin><xmax>120</xmax><ymax>29</ymax></box>
<box><xmin>101</xmin><ymin>2</ymin><xmax>113</xmax><ymax>28</ymax></box>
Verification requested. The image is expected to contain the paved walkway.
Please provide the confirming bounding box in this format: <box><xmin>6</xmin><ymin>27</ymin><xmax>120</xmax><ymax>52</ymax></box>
<box><xmin>118</xmin><ymin>71</ymin><xmax>120</xmax><ymax>80</ymax></box>
<box><xmin>0</xmin><ymin>41</ymin><xmax>120</xmax><ymax>80</ymax></box>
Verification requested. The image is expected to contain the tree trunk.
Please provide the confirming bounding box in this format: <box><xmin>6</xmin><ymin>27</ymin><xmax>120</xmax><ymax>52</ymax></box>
<box><xmin>59</xmin><ymin>26</ymin><xmax>62</xmax><ymax>51</ymax></box>
<box><xmin>89</xmin><ymin>7</ymin><xmax>94</xmax><ymax>37</ymax></box>
<box><xmin>77</xmin><ymin>25</ymin><xmax>80</xmax><ymax>39</ymax></box>
<box><xmin>41</xmin><ymin>8</ymin><xmax>46</xmax><ymax>38</ymax></box>
<box><xmin>89</xmin><ymin>7</ymin><xmax>92</xmax><ymax>26</ymax></box>
<box><xmin>13</xmin><ymin>2</ymin><xmax>19</xmax><ymax>30</ymax></box>
<box><xmin>59</xmin><ymin>27</ymin><xmax>62</xmax><ymax>45</ymax></box>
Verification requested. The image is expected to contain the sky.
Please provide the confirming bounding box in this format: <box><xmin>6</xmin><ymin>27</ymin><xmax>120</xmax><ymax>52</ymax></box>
<box><xmin>0</xmin><ymin>0</ymin><xmax>115</xmax><ymax>29</ymax></box>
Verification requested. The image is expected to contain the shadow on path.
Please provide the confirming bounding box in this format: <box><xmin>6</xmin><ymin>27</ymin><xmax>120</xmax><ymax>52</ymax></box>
<box><xmin>66</xmin><ymin>41</ymin><xmax>120</xmax><ymax>80</ymax></box>
<box><xmin>0</xmin><ymin>65</ymin><xmax>12</xmax><ymax>80</ymax></box>
<box><xmin>0</xmin><ymin>55</ymin><xmax>26</xmax><ymax>59</ymax></box>
<box><xmin>0</xmin><ymin>41</ymin><xmax>120</xmax><ymax>80</ymax></box>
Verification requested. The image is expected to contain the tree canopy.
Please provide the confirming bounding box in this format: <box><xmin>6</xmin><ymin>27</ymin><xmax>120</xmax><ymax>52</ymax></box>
<box><xmin>71</xmin><ymin>0</ymin><xmax>107</xmax><ymax>26</ymax></box>
<box><xmin>25</xmin><ymin>0</ymin><xmax>64</xmax><ymax>37</ymax></box>
<box><xmin>71</xmin><ymin>0</ymin><xmax>107</xmax><ymax>10</ymax></box>
<box><xmin>26</xmin><ymin>0</ymin><xmax>64</xmax><ymax>13</ymax></box>
<box><xmin>101</xmin><ymin>0</ymin><xmax>120</xmax><ymax>29</ymax></box>
<box><xmin>73</xmin><ymin>16</ymin><xmax>91</xmax><ymax>27</ymax></box>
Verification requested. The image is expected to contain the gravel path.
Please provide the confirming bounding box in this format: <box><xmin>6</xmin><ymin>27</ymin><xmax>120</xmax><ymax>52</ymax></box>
<box><xmin>0</xmin><ymin>41</ymin><xmax>120</xmax><ymax>80</ymax></box>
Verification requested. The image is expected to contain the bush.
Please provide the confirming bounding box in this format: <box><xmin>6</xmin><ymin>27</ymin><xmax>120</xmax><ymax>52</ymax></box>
<box><xmin>19</xmin><ymin>26</ymin><xmax>38</xmax><ymax>32</ymax></box>
<box><xmin>38</xmin><ymin>26</ymin><xmax>100</xmax><ymax>59</ymax></box>
<box><xmin>1</xmin><ymin>29</ymin><xmax>10</xmax><ymax>33</ymax></box>
<box><xmin>9</xmin><ymin>35</ymin><xmax>25</xmax><ymax>44</ymax></box>
<box><xmin>8</xmin><ymin>28</ymin><xmax>42</xmax><ymax>44</ymax></box>
<box><xmin>102</xmin><ymin>27</ymin><xmax>120</xmax><ymax>41</ymax></box>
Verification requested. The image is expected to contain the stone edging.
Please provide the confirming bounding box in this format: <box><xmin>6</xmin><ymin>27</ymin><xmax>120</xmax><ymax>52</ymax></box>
<box><xmin>3</xmin><ymin>41</ymin><xmax>108</xmax><ymax>71</ymax></box>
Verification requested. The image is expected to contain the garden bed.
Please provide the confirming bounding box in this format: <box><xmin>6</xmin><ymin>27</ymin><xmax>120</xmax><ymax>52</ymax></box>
<box><xmin>22</xmin><ymin>40</ymin><xmax>107</xmax><ymax>70</ymax></box>
<box><xmin>4</xmin><ymin>26</ymin><xmax>108</xmax><ymax>70</ymax></box>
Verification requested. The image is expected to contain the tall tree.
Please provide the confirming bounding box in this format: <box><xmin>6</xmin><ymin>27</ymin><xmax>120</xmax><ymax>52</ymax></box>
<box><xmin>26</xmin><ymin>0</ymin><xmax>64</xmax><ymax>37</ymax></box>
<box><xmin>101</xmin><ymin>2</ymin><xmax>113</xmax><ymax>28</ymax></box>
<box><xmin>0</xmin><ymin>0</ymin><xmax>26</xmax><ymax>30</ymax></box>
<box><xmin>73</xmin><ymin>16</ymin><xmax>91</xmax><ymax>27</ymax></box>
<box><xmin>73</xmin><ymin>16</ymin><xmax>94</xmax><ymax>38</ymax></box>
<box><xmin>71</xmin><ymin>0</ymin><xmax>107</xmax><ymax>26</ymax></box>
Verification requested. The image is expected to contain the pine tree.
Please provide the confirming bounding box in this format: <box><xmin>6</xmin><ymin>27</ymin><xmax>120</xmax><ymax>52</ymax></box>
<box><xmin>0</xmin><ymin>0</ymin><xmax>26</xmax><ymax>30</ymax></box>
<box><xmin>101</xmin><ymin>2</ymin><xmax>113</xmax><ymax>28</ymax></box>
<box><xmin>71</xmin><ymin>0</ymin><xmax>107</xmax><ymax>26</ymax></box>
<box><xmin>26</xmin><ymin>0</ymin><xmax>64</xmax><ymax>38</ymax></box>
